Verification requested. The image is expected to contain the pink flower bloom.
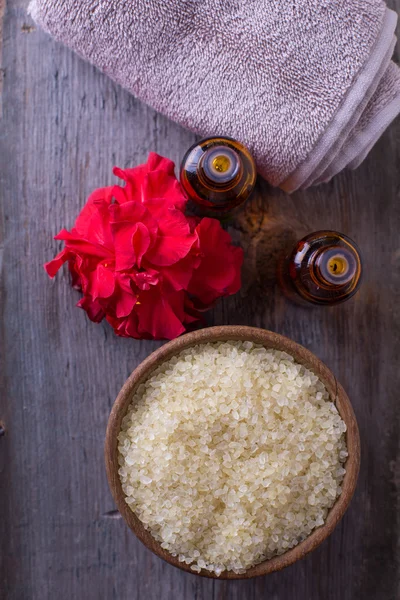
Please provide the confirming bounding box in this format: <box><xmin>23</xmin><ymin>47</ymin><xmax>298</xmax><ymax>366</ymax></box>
<box><xmin>45</xmin><ymin>153</ymin><xmax>243</xmax><ymax>340</ymax></box>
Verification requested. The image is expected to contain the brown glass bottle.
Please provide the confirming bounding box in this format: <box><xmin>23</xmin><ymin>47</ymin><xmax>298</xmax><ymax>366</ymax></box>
<box><xmin>180</xmin><ymin>137</ymin><xmax>256</xmax><ymax>214</ymax></box>
<box><xmin>279</xmin><ymin>231</ymin><xmax>363</xmax><ymax>306</ymax></box>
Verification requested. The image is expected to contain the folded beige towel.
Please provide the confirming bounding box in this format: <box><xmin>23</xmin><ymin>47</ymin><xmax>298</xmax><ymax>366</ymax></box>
<box><xmin>29</xmin><ymin>0</ymin><xmax>400</xmax><ymax>192</ymax></box>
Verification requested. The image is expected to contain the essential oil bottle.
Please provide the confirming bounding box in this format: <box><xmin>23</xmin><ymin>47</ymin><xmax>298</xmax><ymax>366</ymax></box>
<box><xmin>180</xmin><ymin>136</ymin><xmax>256</xmax><ymax>214</ymax></box>
<box><xmin>279</xmin><ymin>231</ymin><xmax>363</xmax><ymax>306</ymax></box>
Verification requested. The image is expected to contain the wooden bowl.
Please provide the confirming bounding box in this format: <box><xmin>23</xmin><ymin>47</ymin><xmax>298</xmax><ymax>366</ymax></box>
<box><xmin>105</xmin><ymin>326</ymin><xmax>360</xmax><ymax>579</ymax></box>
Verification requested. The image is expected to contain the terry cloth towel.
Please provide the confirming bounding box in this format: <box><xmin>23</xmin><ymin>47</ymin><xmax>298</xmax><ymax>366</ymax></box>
<box><xmin>29</xmin><ymin>0</ymin><xmax>400</xmax><ymax>193</ymax></box>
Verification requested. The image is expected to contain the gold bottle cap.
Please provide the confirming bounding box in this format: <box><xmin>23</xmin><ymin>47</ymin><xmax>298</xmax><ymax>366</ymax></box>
<box><xmin>315</xmin><ymin>247</ymin><xmax>357</xmax><ymax>286</ymax></box>
<box><xmin>200</xmin><ymin>146</ymin><xmax>241</xmax><ymax>185</ymax></box>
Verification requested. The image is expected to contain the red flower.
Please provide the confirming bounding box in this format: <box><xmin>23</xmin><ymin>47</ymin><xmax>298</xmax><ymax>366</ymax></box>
<box><xmin>45</xmin><ymin>153</ymin><xmax>243</xmax><ymax>340</ymax></box>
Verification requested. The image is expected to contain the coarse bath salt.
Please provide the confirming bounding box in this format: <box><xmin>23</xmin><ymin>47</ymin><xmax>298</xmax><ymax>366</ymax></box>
<box><xmin>118</xmin><ymin>342</ymin><xmax>347</xmax><ymax>576</ymax></box>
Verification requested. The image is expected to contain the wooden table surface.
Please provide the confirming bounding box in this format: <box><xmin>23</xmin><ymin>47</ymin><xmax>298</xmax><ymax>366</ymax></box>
<box><xmin>1</xmin><ymin>1</ymin><xmax>399</xmax><ymax>599</ymax></box>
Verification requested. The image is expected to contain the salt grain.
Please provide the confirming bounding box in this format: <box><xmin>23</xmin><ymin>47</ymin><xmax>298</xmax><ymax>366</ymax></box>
<box><xmin>118</xmin><ymin>342</ymin><xmax>347</xmax><ymax>576</ymax></box>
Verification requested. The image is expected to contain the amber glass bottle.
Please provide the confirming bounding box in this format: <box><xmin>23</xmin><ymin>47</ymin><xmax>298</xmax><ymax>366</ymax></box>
<box><xmin>180</xmin><ymin>137</ymin><xmax>256</xmax><ymax>213</ymax></box>
<box><xmin>279</xmin><ymin>231</ymin><xmax>363</xmax><ymax>306</ymax></box>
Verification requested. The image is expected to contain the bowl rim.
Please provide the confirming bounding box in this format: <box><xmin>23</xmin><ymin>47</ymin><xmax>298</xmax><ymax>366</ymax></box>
<box><xmin>105</xmin><ymin>325</ymin><xmax>361</xmax><ymax>579</ymax></box>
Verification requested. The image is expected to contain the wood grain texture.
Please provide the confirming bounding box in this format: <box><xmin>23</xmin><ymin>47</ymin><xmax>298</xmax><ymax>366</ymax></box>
<box><xmin>105</xmin><ymin>326</ymin><xmax>361</xmax><ymax>579</ymax></box>
<box><xmin>1</xmin><ymin>0</ymin><xmax>399</xmax><ymax>598</ymax></box>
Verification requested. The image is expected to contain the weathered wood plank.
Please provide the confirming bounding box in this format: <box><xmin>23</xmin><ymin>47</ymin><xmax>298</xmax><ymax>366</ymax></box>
<box><xmin>1</xmin><ymin>1</ymin><xmax>399</xmax><ymax>598</ymax></box>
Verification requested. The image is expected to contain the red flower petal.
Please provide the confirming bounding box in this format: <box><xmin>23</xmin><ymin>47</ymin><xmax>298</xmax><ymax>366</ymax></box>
<box><xmin>55</xmin><ymin>229</ymin><xmax>113</xmax><ymax>260</ymax></box>
<box><xmin>114</xmin><ymin>153</ymin><xmax>175</xmax><ymax>184</ymax></box>
<box><xmin>146</xmin><ymin>152</ymin><xmax>175</xmax><ymax>175</ymax></box>
<box><xmin>146</xmin><ymin>208</ymin><xmax>197</xmax><ymax>266</ymax></box>
<box><xmin>69</xmin><ymin>256</ymin><xmax>84</xmax><ymax>289</ymax></box>
<box><xmin>132</xmin><ymin>268</ymin><xmax>159</xmax><ymax>291</ymax></box>
<box><xmin>183</xmin><ymin>296</ymin><xmax>202</xmax><ymax>325</ymax></box>
<box><xmin>166</xmin><ymin>290</ymin><xmax>200</xmax><ymax>327</ymax></box>
<box><xmin>142</xmin><ymin>175</ymin><xmax>187</xmax><ymax>214</ymax></box>
<box><xmin>108</xmin><ymin>199</ymin><xmax>150</xmax><ymax>226</ymax></box>
<box><xmin>110</xmin><ymin>184</ymin><xmax>130</xmax><ymax>205</ymax></box>
<box><xmin>76</xmin><ymin>295</ymin><xmax>105</xmax><ymax>322</ymax></box>
<box><xmin>136</xmin><ymin>288</ymin><xmax>186</xmax><ymax>340</ymax></box>
<box><xmin>69</xmin><ymin>255</ymin><xmax>98</xmax><ymax>293</ymax></box>
<box><xmin>113</xmin><ymin>153</ymin><xmax>174</xmax><ymax>205</ymax></box>
<box><xmin>161</xmin><ymin>250</ymin><xmax>201</xmax><ymax>291</ymax></box>
<box><xmin>106</xmin><ymin>312</ymin><xmax>152</xmax><ymax>339</ymax></box>
<box><xmin>44</xmin><ymin>249</ymin><xmax>70</xmax><ymax>277</ymax></box>
<box><xmin>113</xmin><ymin>153</ymin><xmax>187</xmax><ymax>212</ymax></box>
<box><xmin>90</xmin><ymin>263</ymin><xmax>115</xmax><ymax>300</ymax></box>
<box><xmin>131</xmin><ymin>223</ymin><xmax>151</xmax><ymax>268</ymax></box>
<box><xmin>106</xmin><ymin>273</ymin><xmax>138</xmax><ymax>318</ymax></box>
<box><xmin>75</xmin><ymin>195</ymin><xmax>114</xmax><ymax>249</ymax></box>
<box><xmin>109</xmin><ymin>201</ymin><xmax>157</xmax><ymax>271</ymax></box>
<box><xmin>188</xmin><ymin>218</ymin><xmax>243</xmax><ymax>305</ymax></box>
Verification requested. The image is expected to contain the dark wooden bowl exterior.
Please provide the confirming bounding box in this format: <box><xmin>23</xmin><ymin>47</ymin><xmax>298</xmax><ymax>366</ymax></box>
<box><xmin>105</xmin><ymin>326</ymin><xmax>361</xmax><ymax>579</ymax></box>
